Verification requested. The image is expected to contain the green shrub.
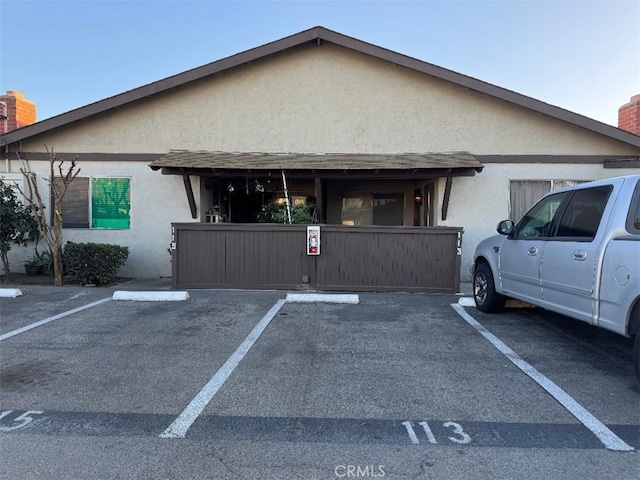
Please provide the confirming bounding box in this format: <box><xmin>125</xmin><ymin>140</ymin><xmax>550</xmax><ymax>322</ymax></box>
<box><xmin>64</xmin><ymin>242</ymin><xmax>129</xmax><ymax>285</ymax></box>
<box><xmin>256</xmin><ymin>202</ymin><xmax>284</xmax><ymax>223</ymax></box>
<box><xmin>256</xmin><ymin>202</ymin><xmax>317</xmax><ymax>224</ymax></box>
<box><xmin>290</xmin><ymin>203</ymin><xmax>316</xmax><ymax>224</ymax></box>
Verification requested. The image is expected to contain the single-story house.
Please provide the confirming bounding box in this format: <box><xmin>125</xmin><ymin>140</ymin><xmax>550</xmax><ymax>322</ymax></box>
<box><xmin>1</xmin><ymin>26</ymin><xmax>638</xmax><ymax>291</ymax></box>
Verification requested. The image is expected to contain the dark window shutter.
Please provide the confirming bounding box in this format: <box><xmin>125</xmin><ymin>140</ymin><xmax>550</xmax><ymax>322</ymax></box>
<box><xmin>51</xmin><ymin>177</ymin><xmax>90</xmax><ymax>228</ymax></box>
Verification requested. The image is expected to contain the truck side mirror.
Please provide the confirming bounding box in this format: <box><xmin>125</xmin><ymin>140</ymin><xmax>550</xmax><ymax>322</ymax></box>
<box><xmin>497</xmin><ymin>220</ymin><xmax>514</xmax><ymax>235</ymax></box>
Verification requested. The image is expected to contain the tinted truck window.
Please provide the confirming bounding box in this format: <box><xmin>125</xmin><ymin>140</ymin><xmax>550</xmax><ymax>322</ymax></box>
<box><xmin>555</xmin><ymin>185</ymin><xmax>612</xmax><ymax>239</ymax></box>
<box><xmin>514</xmin><ymin>192</ymin><xmax>568</xmax><ymax>238</ymax></box>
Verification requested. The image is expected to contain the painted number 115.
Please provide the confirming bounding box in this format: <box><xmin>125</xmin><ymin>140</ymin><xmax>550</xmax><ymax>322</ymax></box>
<box><xmin>0</xmin><ymin>410</ymin><xmax>45</xmax><ymax>432</ymax></box>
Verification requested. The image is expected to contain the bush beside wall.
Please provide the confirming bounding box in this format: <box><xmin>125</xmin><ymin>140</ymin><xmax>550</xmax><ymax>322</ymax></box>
<box><xmin>64</xmin><ymin>242</ymin><xmax>129</xmax><ymax>285</ymax></box>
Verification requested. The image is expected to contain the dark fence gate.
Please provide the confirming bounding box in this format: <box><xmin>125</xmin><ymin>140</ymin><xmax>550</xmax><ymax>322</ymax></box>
<box><xmin>171</xmin><ymin>223</ymin><xmax>462</xmax><ymax>292</ymax></box>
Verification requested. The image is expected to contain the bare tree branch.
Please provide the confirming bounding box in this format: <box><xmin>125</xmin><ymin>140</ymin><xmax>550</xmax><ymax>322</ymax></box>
<box><xmin>15</xmin><ymin>146</ymin><xmax>81</xmax><ymax>285</ymax></box>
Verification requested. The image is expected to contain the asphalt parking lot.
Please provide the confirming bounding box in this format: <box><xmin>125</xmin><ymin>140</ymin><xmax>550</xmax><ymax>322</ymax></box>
<box><xmin>1</xmin><ymin>280</ymin><xmax>638</xmax><ymax>480</ymax></box>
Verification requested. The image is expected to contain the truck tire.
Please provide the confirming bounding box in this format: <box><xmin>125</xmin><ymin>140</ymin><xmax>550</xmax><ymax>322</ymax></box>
<box><xmin>473</xmin><ymin>262</ymin><xmax>506</xmax><ymax>313</ymax></box>
<box><xmin>633</xmin><ymin>333</ymin><xmax>640</xmax><ymax>382</ymax></box>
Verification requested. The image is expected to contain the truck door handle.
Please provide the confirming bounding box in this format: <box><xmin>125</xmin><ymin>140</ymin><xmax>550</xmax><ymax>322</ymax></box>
<box><xmin>571</xmin><ymin>250</ymin><xmax>587</xmax><ymax>261</ymax></box>
<box><xmin>527</xmin><ymin>247</ymin><xmax>538</xmax><ymax>256</ymax></box>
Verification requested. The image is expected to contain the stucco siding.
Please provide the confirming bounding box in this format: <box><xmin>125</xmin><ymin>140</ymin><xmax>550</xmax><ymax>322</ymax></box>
<box><xmin>2</xmin><ymin>161</ymin><xmax>192</xmax><ymax>278</ymax></box>
<box><xmin>19</xmin><ymin>43</ymin><xmax>637</xmax><ymax>157</ymax></box>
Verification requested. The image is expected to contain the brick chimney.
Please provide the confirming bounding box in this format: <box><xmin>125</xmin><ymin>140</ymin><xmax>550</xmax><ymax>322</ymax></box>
<box><xmin>0</xmin><ymin>90</ymin><xmax>37</xmax><ymax>134</ymax></box>
<box><xmin>618</xmin><ymin>94</ymin><xmax>640</xmax><ymax>135</ymax></box>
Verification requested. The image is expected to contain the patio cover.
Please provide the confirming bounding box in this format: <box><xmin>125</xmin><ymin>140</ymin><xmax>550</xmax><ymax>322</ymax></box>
<box><xmin>150</xmin><ymin>150</ymin><xmax>484</xmax><ymax>220</ymax></box>
<box><xmin>149</xmin><ymin>150</ymin><xmax>484</xmax><ymax>177</ymax></box>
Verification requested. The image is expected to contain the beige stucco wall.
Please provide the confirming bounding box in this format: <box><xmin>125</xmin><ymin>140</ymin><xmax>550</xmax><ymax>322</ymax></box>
<box><xmin>18</xmin><ymin>43</ymin><xmax>639</xmax><ymax>156</ymax></box>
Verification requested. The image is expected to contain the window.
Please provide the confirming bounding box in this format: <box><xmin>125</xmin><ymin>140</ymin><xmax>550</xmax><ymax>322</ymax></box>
<box><xmin>627</xmin><ymin>178</ymin><xmax>640</xmax><ymax>233</ymax></box>
<box><xmin>342</xmin><ymin>193</ymin><xmax>404</xmax><ymax>226</ymax></box>
<box><xmin>56</xmin><ymin>177</ymin><xmax>131</xmax><ymax>229</ymax></box>
<box><xmin>342</xmin><ymin>196</ymin><xmax>371</xmax><ymax>226</ymax></box>
<box><xmin>510</xmin><ymin>180</ymin><xmax>585</xmax><ymax>223</ymax></box>
<box><xmin>91</xmin><ymin>178</ymin><xmax>131</xmax><ymax>229</ymax></box>
<box><xmin>373</xmin><ymin>194</ymin><xmax>404</xmax><ymax>225</ymax></box>
<box><xmin>555</xmin><ymin>186</ymin><xmax>611</xmax><ymax>239</ymax></box>
<box><xmin>57</xmin><ymin>177</ymin><xmax>90</xmax><ymax>228</ymax></box>
<box><xmin>0</xmin><ymin>175</ymin><xmax>25</xmax><ymax>201</ymax></box>
<box><xmin>514</xmin><ymin>191</ymin><xmax>568</xmax><ymax>238</ymax></box>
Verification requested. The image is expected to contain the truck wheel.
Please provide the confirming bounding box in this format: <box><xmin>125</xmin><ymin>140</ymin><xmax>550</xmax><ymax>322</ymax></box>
<box><xmin>473</xmin><ymin>263</ymin><xmax>506</xmax><ymax>313</ymax></box>
<box><xmin>633</xmin><ymin>333</ymin><xmax>640</xmax><ymax>382</ymax></box>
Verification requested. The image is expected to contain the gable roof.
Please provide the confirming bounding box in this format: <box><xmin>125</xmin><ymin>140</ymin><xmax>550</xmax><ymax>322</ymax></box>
<box><xmin>1</xmin><ymin>26</ymin><xmax>639</xmax><ymax>148</ymax></box>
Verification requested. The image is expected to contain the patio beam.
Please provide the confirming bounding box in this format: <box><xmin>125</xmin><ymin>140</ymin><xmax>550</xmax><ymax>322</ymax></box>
<box><xmin>441</xmin><ymin>174</ymin><xmax>453</xmax><ymax>221</ymax></box>
<box><xmin>182</xmin><ymin>173</ymin><xmax>198</xmax><ymax>219</ymax></box>
<box><xmin>315</xmin><ymin>177</ymin><xmax>324</xmax><ymax>223</ymax></box>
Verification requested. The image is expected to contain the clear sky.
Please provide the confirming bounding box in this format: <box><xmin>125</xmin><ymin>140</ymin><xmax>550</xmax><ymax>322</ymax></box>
<box><xmin>1</xmin><ymin>0</ymin><xmax>638</xmax><ymax>127</ymax></box>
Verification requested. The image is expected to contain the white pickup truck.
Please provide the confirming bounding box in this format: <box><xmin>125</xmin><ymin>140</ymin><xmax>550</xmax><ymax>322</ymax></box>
<box><xmin>472</xmin><ymin>174</ymin><xmax>640</xmax><ymax>380</ymax></box>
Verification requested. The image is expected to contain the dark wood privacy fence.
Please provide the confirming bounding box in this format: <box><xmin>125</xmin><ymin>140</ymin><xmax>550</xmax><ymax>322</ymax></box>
<box><xmin>171</xmin><ymin>223</ymin><xmax>462</xmax><ymax>292</ymax></box>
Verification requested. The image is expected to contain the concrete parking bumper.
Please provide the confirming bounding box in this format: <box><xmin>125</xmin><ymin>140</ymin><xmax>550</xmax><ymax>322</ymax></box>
<box><xmin>112</xmin><ymin>290</ymin><xmax>190</xmax><ymax>301</ymax></box>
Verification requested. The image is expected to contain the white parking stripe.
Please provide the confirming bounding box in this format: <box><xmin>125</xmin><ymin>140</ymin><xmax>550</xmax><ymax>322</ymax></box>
<box><xmin>0</xmin><ymin>298</ymin><xmax>112</xmax><ymax>342</ymax></box>
<box><xmin>451</xmin><ymin>303</ymin><xmax>634</xmax><ymax>452</ymax></box>
<box><xmin>160</xmin><ymin>298</ymin><xmax>287</xmax><ymax>438</ymax></box>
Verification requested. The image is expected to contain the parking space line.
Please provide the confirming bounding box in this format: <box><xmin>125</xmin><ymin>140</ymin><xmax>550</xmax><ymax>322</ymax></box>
<box><xmin>450</xmin><ymin>303</ymin><xmax>634</xmax><ymax>452</ymax></box>
<box><xmin>160</xmin><ymin>298</ymin><xmax>287</xmax><ymax>439</ymax></box>
<box><xmin>0</xmin><ymin>298</ymin><xmax>112</xmax><ymax>342</ymax></box>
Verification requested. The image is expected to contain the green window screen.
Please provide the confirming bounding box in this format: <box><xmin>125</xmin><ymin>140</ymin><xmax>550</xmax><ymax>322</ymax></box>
<box><xmin>91</xmin><ymin>178</ymin><xmax>130</xmax><ymax>229</ymax></box>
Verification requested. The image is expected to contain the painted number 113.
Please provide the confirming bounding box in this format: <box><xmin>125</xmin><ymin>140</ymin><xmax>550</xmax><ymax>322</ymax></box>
<box><xmin>402</xmin><ymin>420</ymin><xmax>471</xmax><ymax>445</ymax></box>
